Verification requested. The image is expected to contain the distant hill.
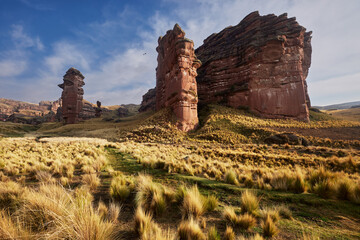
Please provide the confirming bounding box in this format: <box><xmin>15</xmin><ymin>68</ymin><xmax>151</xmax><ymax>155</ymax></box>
<box><xmin>315</xmin><ymin>101</ymin><xmax>360</xmax><ymax>110</ymax></box>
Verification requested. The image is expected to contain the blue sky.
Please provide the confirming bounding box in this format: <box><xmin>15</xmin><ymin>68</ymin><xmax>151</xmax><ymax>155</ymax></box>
<box><xmin>0</xmin><ymin>0</ymin><xmax>359</xmax><ymax>106</ymax></box>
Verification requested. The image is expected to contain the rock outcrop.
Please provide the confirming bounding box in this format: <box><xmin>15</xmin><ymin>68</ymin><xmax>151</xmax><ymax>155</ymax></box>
<box><xmin>155</xmin><ymin>24</ymin><xmax>201</xmax><ymax>131</ymax></box>
<box><xmin>95</xmin><ymin>101</ymin><xmax>102</xmax><ymax>117</ymax></box>
<box><xmin>195</xmin><ymin>11</ymin><xmax>312</xmax><ymax>121</ymax></box>
<box><xmin>139</xmin><ymin>88</ymin><xmax>156</xmax><ymax>112</ymax></box>
<box><xmin>58</xmin><ymin>68</ymin><xmax>85</xmax><ymax>124</ymax></box>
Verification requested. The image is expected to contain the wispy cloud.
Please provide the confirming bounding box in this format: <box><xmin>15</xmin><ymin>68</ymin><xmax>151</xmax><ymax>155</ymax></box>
<box><xmin>1</xmin><ymin>0</ymin><xmax>359</xmax><ymax>106</ymax></box>
<box><xmin>19</xmin><ymin>0</ymin><xmax>54</xmax><ymax>11</ymax></box>
<box><xmin>11</xmin><ymin>24</ymin><xmax>44</xmax><ymax>51</ymax></box>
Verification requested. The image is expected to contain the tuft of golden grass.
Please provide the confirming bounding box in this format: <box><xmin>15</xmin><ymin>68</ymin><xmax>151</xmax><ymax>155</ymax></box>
<box><xmin>82</xmin><ymin>174</ymin><xmax>101</xmax><ymax>191</ymax></box>
<box><xmin>135</xmin><ymin>174</ymin><xmax>167</xmax><ymax>216</ymax></box>
<box><xmin>224</xmin><ymin>169</ymin><xmax>239</xmax><ymax>185</ymax></box>
<box><xmin>259</xmin><ymin>207</ymin><xmax>280</xmax><ymax>223</ymax></box>
<box><xmin>181</xmin><ymin>185</ymin><xmax>205</xmax><ymax>220</ymax></box>
<box><xmin>203</xmin><ymin>195</ymin><xmax>218</xmax><ymax>212</ymax></box>
<box><xmin>262</xmin><ymin>215</ymin><xmax>278</xmax><ymax>238</ymax></box>
<box><xmin>236</xmin><ymin>213</ymin><xmax>257</xmax><ymax>230</ymax></box>
<box><xmin>223</xmin><ymin>226</ymin><xmax>235</xmax><ymax>240</ymax></box>
<box><xmin>207</xmin><ymin>225</ymin><xmax>221</xmax><ymax>240</ymax></box>
<box><xmin>240</xmin><ymin>190</ymin><xmax>259</xmax><ymax>216</ymax></box>
<box><xmin>177</xmin><ymin>217</ymin><xmax>206</xmax><ymax>240</ymax></box>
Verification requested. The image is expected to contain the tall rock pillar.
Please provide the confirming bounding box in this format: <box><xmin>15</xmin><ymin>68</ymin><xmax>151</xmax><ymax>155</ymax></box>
<box><xmin>58</xmin><ymin>67</ymin><xmax>85</xmax><ymax>124</ymax></box>
<box><xmin>156</xmin><ymin>24</ymin><xmax>201</xmax><ymax>131</ymax></box>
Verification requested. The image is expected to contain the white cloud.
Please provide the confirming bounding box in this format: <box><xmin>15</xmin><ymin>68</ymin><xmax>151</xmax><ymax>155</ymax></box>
<box><xmin>44</xmin><ymin>41</ymin><xmax>91</xmax><ymax>76</ymax></box>
<box><xmin>11</xmin><ymin>24</ymin><xmax>44</xmax><ymax>51</ymax></box>
<box><xmin>2</xmin><ymin>0</ymin><xmax>359</xmax><ymax>106</ymax></box>
<box><xmin>0</xmin><ymin>59</ymin><xmax>27</xmax><ymax>77</ymax></box>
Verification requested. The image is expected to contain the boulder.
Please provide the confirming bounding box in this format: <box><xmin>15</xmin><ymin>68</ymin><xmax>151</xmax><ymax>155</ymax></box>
<box><xmin>264</xmin><ymin>133</ymin><xmax>309</xmax><ymax>146</ymax></box>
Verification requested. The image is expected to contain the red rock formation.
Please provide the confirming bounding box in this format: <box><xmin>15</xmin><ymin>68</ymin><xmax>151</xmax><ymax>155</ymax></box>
<box><xmin>156</xmin><ymin>24</ymin><xmax>201</xmax><ymax>131</ymax></box>
<box><xmin>196</xmin><ymin>11</ymin><xmax>312</xmax><ymax>121</ymax></box>
<box><xmin>58</xmin><ymin>68</ymin><xmax>85</xmax><ymax>124</ymax></box>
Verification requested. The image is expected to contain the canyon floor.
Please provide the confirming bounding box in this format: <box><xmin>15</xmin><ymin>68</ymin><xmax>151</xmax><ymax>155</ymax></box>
<box><xmin>0</xmin><ymin>105</ymin><xmax>359</xmax><ymax>239</ymax></box>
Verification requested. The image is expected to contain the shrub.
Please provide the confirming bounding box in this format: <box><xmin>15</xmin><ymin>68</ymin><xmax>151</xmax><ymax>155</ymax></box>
<box><xmin>178</xmin><ymin>218</ymin><xmax>206</xmax><ymax>240</ymax></box>
<box><xmin>262</xmin><ymin>215</ymin><xmax>278</xmax><ymax>238</ymax></box>
<box><xmin>352</xmin><ymin>184</ymin><xmax>360</xmax><ymax>203</ymax></box>
<box><xmin>240</xmin><ymin>190</ymin><xmax>259</xmax><ymax>215</ymax></box>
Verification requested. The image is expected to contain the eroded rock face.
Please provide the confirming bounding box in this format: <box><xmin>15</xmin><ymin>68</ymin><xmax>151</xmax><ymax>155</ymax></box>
<box><xmin>156</xmin><ymin>24</ymin><xmax>201</xmax><ymax>131</ymax></box>
<box><xmin>139</xmin><ymin>88</ymin><xmax>156</xmax><ymax>112</ymax></box>
<box><xmin>58</xmin><ymin>68</ymin><xmax>85</xmax><ymax>124</ymax></box>
<box><xmin>196</xmin><ymin>11</ymin><xmax>312</xmax><ymax>121</ymax></box>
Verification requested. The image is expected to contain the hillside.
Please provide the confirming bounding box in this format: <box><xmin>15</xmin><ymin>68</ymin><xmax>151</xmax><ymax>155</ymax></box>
<box><xmin>326</xmin><ymin>107</ymin><xmax>360</xmax><ymax>122</ymax></box>
<box><xmin>1</xmin><ymin>105</ymin><xmax>359</xmax><ymax>239</ymax></box>
<box><xmin>316</xmin><ymin>100</ymin><xmax>360</xmax><ymax>110</ymax></box>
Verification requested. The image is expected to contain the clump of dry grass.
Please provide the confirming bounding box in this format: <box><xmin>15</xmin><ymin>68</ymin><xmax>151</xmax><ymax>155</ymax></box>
<box><xmin>223</xmin><ymin>206</ymin><xmax>256</xmax><ymax>230</ymax></box>
<box><xmin>110</xmin><ymin>175</ymin><xmax>134</xmax><ymax>201</ymax></box>
<box><xmin>0</xmin><ymin>181</ymin><xmax>24</xmax><ymax>210</ymax></box>
<box><xmin>36</xmin><ymin>170</ymin><xmax>54</xmax><ymax>183</ymax></box>
<box><xmin>262</xmin><ymin>215</ymin><xmax>278</xmax><ymax>238</ymax></box>
<box><xmin>240</xmin><ymin>190</ymin><xmax>259</xmax><ymax>216</ymax></box>
<box><xmin>203</xmin><ymin>195</ymin><xmax>218</xmax><ymax>212</ymax></box>
<box><xmin>135</xmin><ymin>174</ymin><xmax>167</xmax><ymax>216</ymax></box>
<box><xmin>82</xmin><ymin>174</ymin><xmax>100</xmax><ymax>191</ymax></box>
<box><xmin>207</xmin><ymin>225</ymin><xmax>220</xmax><ymax>240</ymax></box>
<box><xmin>0</xmin><ymin>210</ymin><xmax>32</xmax><ymax>240</ymax></box>
<box><xmin>259</xmin><ymin>207</ymin><xmax>280</xmax><ymax>223</ymax></box>
<box><xmin>177</xmin><ymin>218</ymin><xmax>206</xmax><ymax>240</ymax></box>
<box><xmin>223</xmin><ymin>226</ymin><xmax>235</xmax><ymax>240</ymax></box>
<box><xmin>225</xmin><ymin>169</ymin><xmax>239</xmax><ymax>185</ymax></box>
<box><xmin>181</xmin><ymin>185</ymin><xmax>205</xmax><ymax>220</ymax></box>
<box><xmin>134</xmin><ymin>207</ymin><xmax>169</xmax><ymax>240</ymax></box>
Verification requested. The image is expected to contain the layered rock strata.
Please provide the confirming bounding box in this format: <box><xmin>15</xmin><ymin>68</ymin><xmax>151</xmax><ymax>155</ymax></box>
<box><xmin>58</xmin><ymin>68</ymin><xmax>85</xmax><ymax>124</ymax></box>
<box><xmin>155</xmin><ymin>24</ymin><xmax>201</xmax><ymax>131</ymax></box>
<box><xmin>195</xmin><ymin>11</ymin><xmax>312</xmax><ymax>121</ymax></box>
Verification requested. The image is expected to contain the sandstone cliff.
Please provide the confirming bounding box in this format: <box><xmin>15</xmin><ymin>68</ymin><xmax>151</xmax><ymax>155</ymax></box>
<box><xmin>58</xmin><ymin>67</ymin><xmax>85</xmax><ymax>124</ymax></box>
<box><xmin>195</xmin><ymin>11</ymin><xmax>312</xmax><ymax>121</ymax></box>
<box><xmin>155</xmin><ymin>24</ymin><xmax>201</xmax><ymax>131</ymax></box>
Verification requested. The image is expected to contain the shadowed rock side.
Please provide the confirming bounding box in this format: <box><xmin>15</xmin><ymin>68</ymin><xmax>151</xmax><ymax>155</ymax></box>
<box><xmin>58</xmin><ymin>67</ymin><xmax>85</xmax><ymax>124</ymax></box>
<box><xmin>155</xmin><ymin>24</ymin><xmax>202</xmax><ymax>131</ymax></box>
<box><xmin>195</xmin><ymin>11</ymin><xmax>312</xmax><ymax>121</ymax></box>
<box><xmin>139</xmin><ymin>88</ymin><xmax>156</xmax><ymax>112</ymax></box>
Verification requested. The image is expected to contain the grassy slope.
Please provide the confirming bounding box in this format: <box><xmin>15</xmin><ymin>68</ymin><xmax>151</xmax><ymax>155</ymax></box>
<box><xmin>1</xmin><ymin>105</ymin><xmax>360</xmax><ymax>239</ymax></box>
<box><xmin>326</xmin><ymin>108</ymin><xmax>360</xmax><ymax>122</ymax></box>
